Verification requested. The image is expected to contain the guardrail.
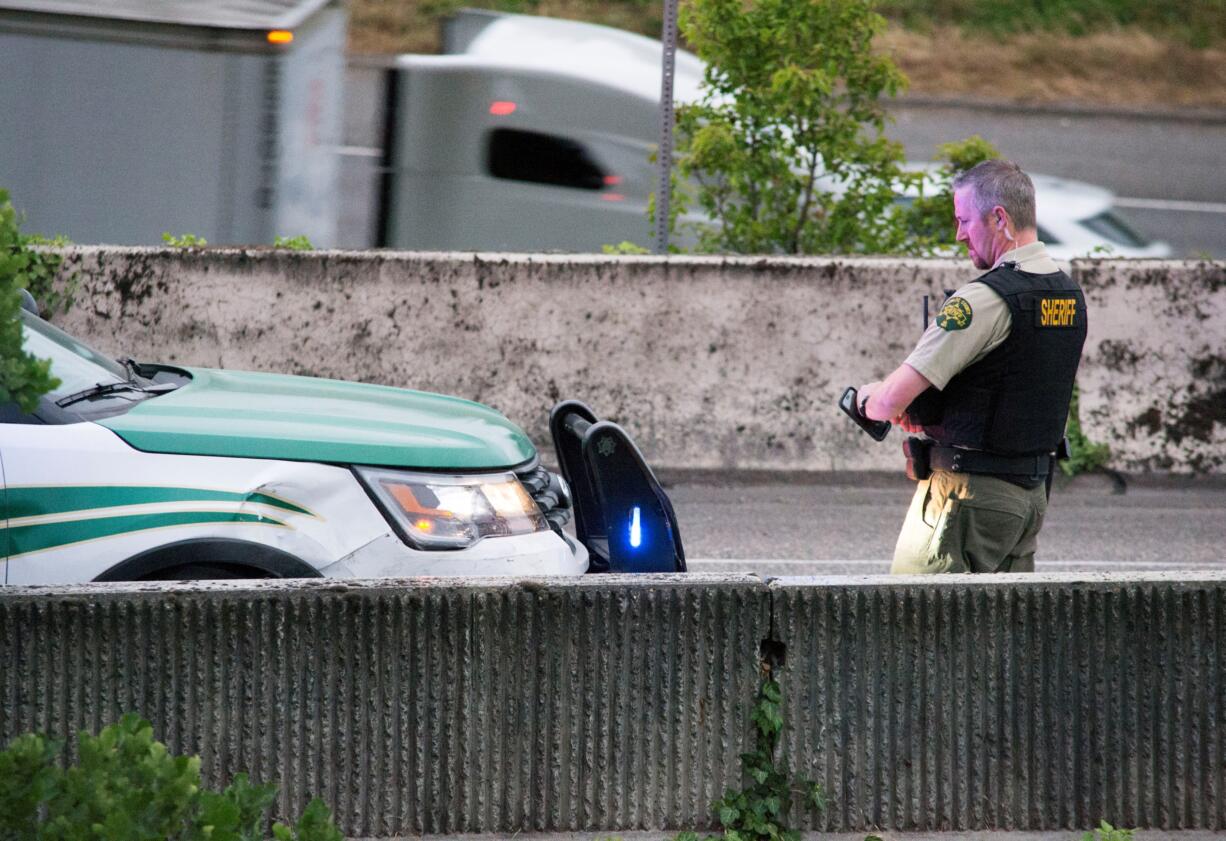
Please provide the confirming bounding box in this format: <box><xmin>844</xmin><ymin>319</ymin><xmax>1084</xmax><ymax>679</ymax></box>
<box><xmin>2</xmin><ymin>573</ymin><xmax>1223</xmax><ymax>834</ymax></box>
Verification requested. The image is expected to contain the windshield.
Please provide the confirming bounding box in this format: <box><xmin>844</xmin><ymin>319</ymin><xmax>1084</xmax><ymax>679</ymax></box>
<box><xmin>21</xmin><ymin>309</ymin><xmax>129</xmax><ymax>403</ymax></box>
<box><xmin>1081</xmin><ymin>209</ymin><xmax>1150</xmax><ymax>248</ymax></box>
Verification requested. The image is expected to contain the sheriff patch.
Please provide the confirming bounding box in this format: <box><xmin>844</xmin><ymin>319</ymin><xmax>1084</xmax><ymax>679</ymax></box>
<box><xmin>936</xmin><ymin>297</ymin><xmax>973</xmax><ymax>331</ymax></box>
<box><xmin>1036</xmin><ymin>297</ymin><xmax>1078</xmax><ymax>328</ymax></box>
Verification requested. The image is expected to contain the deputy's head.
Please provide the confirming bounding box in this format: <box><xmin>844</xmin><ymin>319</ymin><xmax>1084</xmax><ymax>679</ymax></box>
<box><xmin>951</xmin><ymin>159</ymin><xmax>1037</xmax><ymax>270</ymax></box>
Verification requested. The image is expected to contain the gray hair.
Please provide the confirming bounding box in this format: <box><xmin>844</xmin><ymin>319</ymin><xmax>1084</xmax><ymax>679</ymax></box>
<box><xmin>952</xmin><ymin>159</ymin><xmax>1037</xmax><ymax>231</ymax></box>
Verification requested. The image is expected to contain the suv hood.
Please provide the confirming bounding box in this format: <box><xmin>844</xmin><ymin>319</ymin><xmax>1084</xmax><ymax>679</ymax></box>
<box><xmin>97</xmin><ymin>368</ymin><xmax>536</xmax><ymax>470</ymax></box>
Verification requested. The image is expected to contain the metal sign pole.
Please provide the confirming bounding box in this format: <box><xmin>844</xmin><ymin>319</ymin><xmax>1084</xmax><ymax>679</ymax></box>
<box><xmin>653</xmin><ymin>0</ymin><xmax>680</xmax><ymax>254</ymax></box>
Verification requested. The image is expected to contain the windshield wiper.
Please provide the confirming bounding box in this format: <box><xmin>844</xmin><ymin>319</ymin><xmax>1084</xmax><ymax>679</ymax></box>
<box><xmin>56</xmin><ymin>380</ymin><xmax>178</xmax><ymax>409</ymax></box>
<box><xmin>120</xmin><ymin>357</ymin><xmax>146</xmax><ymax>383</ymax></box>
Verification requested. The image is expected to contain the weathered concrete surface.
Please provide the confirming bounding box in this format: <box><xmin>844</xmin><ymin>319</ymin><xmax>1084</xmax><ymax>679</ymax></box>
<box><xmin>1076</xmin><ymin>260</ymin><xmax>1226</xmax><ymax>472</ymax></box>
<box><xmin>52</xmin><ymin>249</ymin><xmax>1225</xmax><ymax>472</ymax></box>
<box><xmin>3</xmin><ymin>574</ymin><xmax>1224</xmax><ymax>835</ymax></box>
<box><xmin>0</xmin><ymin>575</ymin><xmax>768</xmax><ymax>836</ymax></box>
<box><xmin>773</xmin><ymin>573</ymin><xmax>1226</xmax><ymax>833</ymax></box>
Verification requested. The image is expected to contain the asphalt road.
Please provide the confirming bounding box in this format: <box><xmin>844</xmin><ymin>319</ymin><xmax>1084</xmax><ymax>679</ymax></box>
<box><xmin>337</xmin><ymin>63</ymin><xmax>1226</xmax><ymax>257</ymax></box>
<box><xmin>664</xmin><ymin>472</ymin><xmax>1226</xmax><ymax>575</ymax></box>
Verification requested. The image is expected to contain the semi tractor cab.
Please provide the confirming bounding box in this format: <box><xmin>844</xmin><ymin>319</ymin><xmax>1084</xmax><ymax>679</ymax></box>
<box><xmin>377</xmin><ymin>10</ymin><xmax>707</xmax><ymax>252</ymax></box>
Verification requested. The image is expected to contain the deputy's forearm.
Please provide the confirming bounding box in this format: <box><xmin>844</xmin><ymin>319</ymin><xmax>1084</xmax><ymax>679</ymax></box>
<box><xmin>864</xmin><ymin>363</ymin><xmax>932</xmax><ymax>421</ymax></box>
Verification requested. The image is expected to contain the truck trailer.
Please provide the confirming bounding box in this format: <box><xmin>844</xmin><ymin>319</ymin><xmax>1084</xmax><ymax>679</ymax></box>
<box><xmin>0</xmin><ymin>0</ymin><xmax>345</xmax><ymax>247</ymax></box>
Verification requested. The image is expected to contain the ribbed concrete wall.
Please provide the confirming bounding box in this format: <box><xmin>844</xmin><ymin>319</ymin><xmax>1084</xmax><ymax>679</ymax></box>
<box><xmin>49</xmin><ymin>248</ymin><xmax>1226</xmax><ymax>473</ymax></box>
<box><xmin>2</xmin><ymin>574</ymin><xmax>1224</xmax><ymax>834</ymax></box>
<box><xmin>0</xmin><ymin>576</ymin><xmax>768</xmax><ymax>836</ymax></box>
<box><xmin>774</xmin><ymin>574</ymin><xmax>1226</xmax><ymax>833</ymax></box>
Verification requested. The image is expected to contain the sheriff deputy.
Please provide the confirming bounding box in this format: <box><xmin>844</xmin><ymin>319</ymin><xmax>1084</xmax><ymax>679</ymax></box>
<box><xmin>856</xmin><ymin>159</ymin><xmax>1088</xmax><ymax>573</ymax></box>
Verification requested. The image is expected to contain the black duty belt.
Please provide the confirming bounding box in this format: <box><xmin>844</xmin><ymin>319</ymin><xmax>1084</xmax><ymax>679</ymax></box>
<box><xmin>930</xmin><ymin>445</ymin><xmax>1052</xmax><ymax>480</ymax></box>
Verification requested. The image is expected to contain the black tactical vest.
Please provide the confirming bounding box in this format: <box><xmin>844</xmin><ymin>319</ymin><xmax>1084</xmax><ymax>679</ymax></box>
<box><xmin>906</xmin><ymin>263</ymin><xmax>1088</xmax><ymax>457</ymax></box>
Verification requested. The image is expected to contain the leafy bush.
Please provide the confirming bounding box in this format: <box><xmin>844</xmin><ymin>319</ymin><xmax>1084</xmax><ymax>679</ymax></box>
<box><xmin>0</xmin><ymin>714</ymin><xmax>343</xmax><ymax>841</ymax></box>
<box><xmin>0</xmin><ymin>189</ymin><xmax>62</xmax><ymax>412</ymax></box>
<box><xmin>273</xmin><ymin>235</ymin><xmax>314</xmax><ymax>251</ymax></box>
<box><xmin>162</xmin><ymin>232</ymin><xmax>208</xmax><ymax>248</ymax></box>
<box><xmin>1062</xmin><ymin>383</ymin><xmax>1112</xmax><ymax>476</ymax></box>
<box><xmin>673</xmin><ymin>678</ymin><xmax>824</xmax><ymax>841</ymax></box>
<box><xmin>670</xmin><ymin>0</ymin><xmax>913</xmax><ymax>255</ymax></box>
<box><xmin>666</xmin><ymin>0</ymin><xmax>996</xmax><ymax>257</ymax></box>
<box><xmin>1082</xmin><ymin>819</ymin><xmax>1135</xmax><ymax>841</ymax></box>
<box><xmin>601</xmin><ymin>240</ymin><xmax>651</xmax><ymax>255</ymax></box>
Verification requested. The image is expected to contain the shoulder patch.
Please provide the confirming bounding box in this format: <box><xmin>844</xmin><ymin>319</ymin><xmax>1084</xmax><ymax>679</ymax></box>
<box><xmin>936</xmin><ymin>297</ymin><xmax>973</xmax><ymax>331</ymax></box>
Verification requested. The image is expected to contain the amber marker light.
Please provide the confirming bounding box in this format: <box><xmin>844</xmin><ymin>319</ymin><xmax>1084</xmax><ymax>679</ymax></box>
<box><xmin>267</xmin><ymin>30</ymin><xmax>294</xmax><ymax>44</ymax></box>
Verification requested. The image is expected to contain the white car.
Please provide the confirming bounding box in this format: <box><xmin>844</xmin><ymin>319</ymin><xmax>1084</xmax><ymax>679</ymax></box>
<box><xmin>1029</xmin><ymin>173</ymin><xmax>1171</xmax><ymax>260</ymax></box>
<box><xmin>1</xmin><ymin>298</ymin><xmax>684</xmax><ymax>584</ymax></box>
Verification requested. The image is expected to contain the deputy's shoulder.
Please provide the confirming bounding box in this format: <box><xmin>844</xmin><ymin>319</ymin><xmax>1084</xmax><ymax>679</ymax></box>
<box><xmin>954</xmin><ymin>280</ymin><xmax>1005</xmax><ymax>306</ymax></box>
<box><xmin>933</xmin><ymin>282</ymin><xmax>1003</xmax><ymax>333</ymax></box>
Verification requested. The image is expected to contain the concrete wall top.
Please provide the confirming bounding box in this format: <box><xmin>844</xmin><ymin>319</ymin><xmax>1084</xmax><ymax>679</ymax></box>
<box><xmin>0</xmin><ymin>571</ymin><xmax>761</xmax><ymax>600</ymax></box>
<box><xmin>51</xmin><ymin>248</ymin><xmax>1226</xmax><ymax>473</ymax></box>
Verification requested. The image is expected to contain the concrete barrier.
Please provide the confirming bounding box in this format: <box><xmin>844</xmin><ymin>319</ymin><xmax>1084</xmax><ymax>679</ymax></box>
<box><xmin>2</xmin><ymin>574</ymin><xmax>1224</xmax><ymax>834</ymax></box>
<box><xmin>0</xmin><ymin>575</ymin><xmax>768</xmax><ymax>835</ymax></box>
<box><xmin>51</xmin><ymin>249</ymin><xmax>1225</xmax><ymax>473</ymax></box>
<box><xmin>774</xmin><ymin>573</ymin><xmax>1226</xmax><ymax>833</ymax></box>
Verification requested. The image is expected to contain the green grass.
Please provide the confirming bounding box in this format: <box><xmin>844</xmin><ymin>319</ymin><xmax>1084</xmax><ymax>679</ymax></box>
<box><xmin>874</xmin><ymin>0</ymin><xmax>1225</xmax><ymax>47</ymax></box>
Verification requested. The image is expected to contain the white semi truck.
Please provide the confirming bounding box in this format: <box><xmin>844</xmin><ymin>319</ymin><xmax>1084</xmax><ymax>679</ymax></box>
<box><xmin>377</xmin><ymin>9</ymin><xmax>705</xmax><ymax>252</ymax></box>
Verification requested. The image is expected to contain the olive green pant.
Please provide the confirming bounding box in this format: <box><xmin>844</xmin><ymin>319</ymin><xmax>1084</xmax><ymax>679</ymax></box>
<box><xmin>891</xmin><ymin>468</ymin><xmax>1048</xmax><ymax>574</ymax></box>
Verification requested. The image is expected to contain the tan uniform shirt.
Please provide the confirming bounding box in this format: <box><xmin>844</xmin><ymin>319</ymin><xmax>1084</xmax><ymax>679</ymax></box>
<box><xmin>905</xmin><ymin>242</ymin><xmax>1060</xmax><ymax>390</ymax></box>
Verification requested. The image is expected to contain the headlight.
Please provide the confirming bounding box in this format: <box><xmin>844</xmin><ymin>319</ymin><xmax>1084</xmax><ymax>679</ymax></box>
<box><xmin>355</xmin><ymin>467</ymin><xmax>548</xmax><ymax>550</ymax></box>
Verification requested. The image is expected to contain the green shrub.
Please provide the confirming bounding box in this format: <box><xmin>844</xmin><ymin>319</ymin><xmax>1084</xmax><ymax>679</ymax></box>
<box><xmin>673</xmin><ymin>678</ymin><xmax>824</xmax><ymax>841</ymax></box>
<box><xmin>273</xmin><ymin>235</ymin><xmax>314</xmax><ymax>251</ymax></box>
<box><xmin>1082</xmin><ymin>819</ymin><xmax>1135</xmax><ymax>841</ymax></box>
<box><xmin>0</xmin><ymin>714</ymin><xmax>343</xmax><ymax>841</ymax></box>
<box><xmin>162</xmin><ymin>232</ymin><xmax>207</xmax><ymax>248</ymax></box>
<box><xmin>0</xmin><ymin>189</ymin><xmax>62</xmax><ymax>412</ymax></box>
<box><xmin>665</xmin><ymin>0</ymin><xmax>993</xmax><ymax>257</ymax></box>
<box><xmin>601</xmin><ymin>240</ymin><xmax>651</xmax><ymax>255</ymax></box>
<box><xmin>1062</xmin><ymin>383</ymin><xmax>1112</xmax><ymax>476</ymax></box>
<box><xmin>670</xmin><ymin>0</ymin><xmax>912</xmax><ymax>255</ymax></box>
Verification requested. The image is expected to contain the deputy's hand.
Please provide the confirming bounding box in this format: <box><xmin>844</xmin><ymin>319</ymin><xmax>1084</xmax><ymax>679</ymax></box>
<box><xmin>856</xmin><ymin>381</ymin><xmax>880</xmax><ymax>406</ymax></box>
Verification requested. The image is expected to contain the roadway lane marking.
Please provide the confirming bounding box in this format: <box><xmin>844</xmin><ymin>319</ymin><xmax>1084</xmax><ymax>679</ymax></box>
<box><xmin>1114</xmin><ymin>197</ymin><xmax>1226</xmax><ymax>214</ymax></box>
<box><xmin>331</xmin><ymin>145</ymin><xmax>383</xmax><ymax>158</ymax></box>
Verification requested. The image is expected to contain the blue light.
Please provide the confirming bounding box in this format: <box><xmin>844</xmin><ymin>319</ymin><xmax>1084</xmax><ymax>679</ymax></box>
<box><xmin>629</xmin><ymin>506</ymin><xmax>642</xmax><ymax>548</ymax></box>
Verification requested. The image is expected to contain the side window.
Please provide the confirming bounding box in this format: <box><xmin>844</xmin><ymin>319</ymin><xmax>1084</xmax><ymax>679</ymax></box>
<box><xmin>486</xmin><ymin>128</ymin><xmax>606</xmax><ymax>191</ymax></box>
<box><xmin>0</xmin><ymin>402</ymin><xmax>43</xmax><ymax>425</ymax></box>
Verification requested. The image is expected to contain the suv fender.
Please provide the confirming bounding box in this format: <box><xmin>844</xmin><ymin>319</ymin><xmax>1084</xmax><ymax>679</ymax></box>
<box><xmin>95</xmin><ymin>538</ymin><xmax>322</xmax><ymax>581</ymax></box>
